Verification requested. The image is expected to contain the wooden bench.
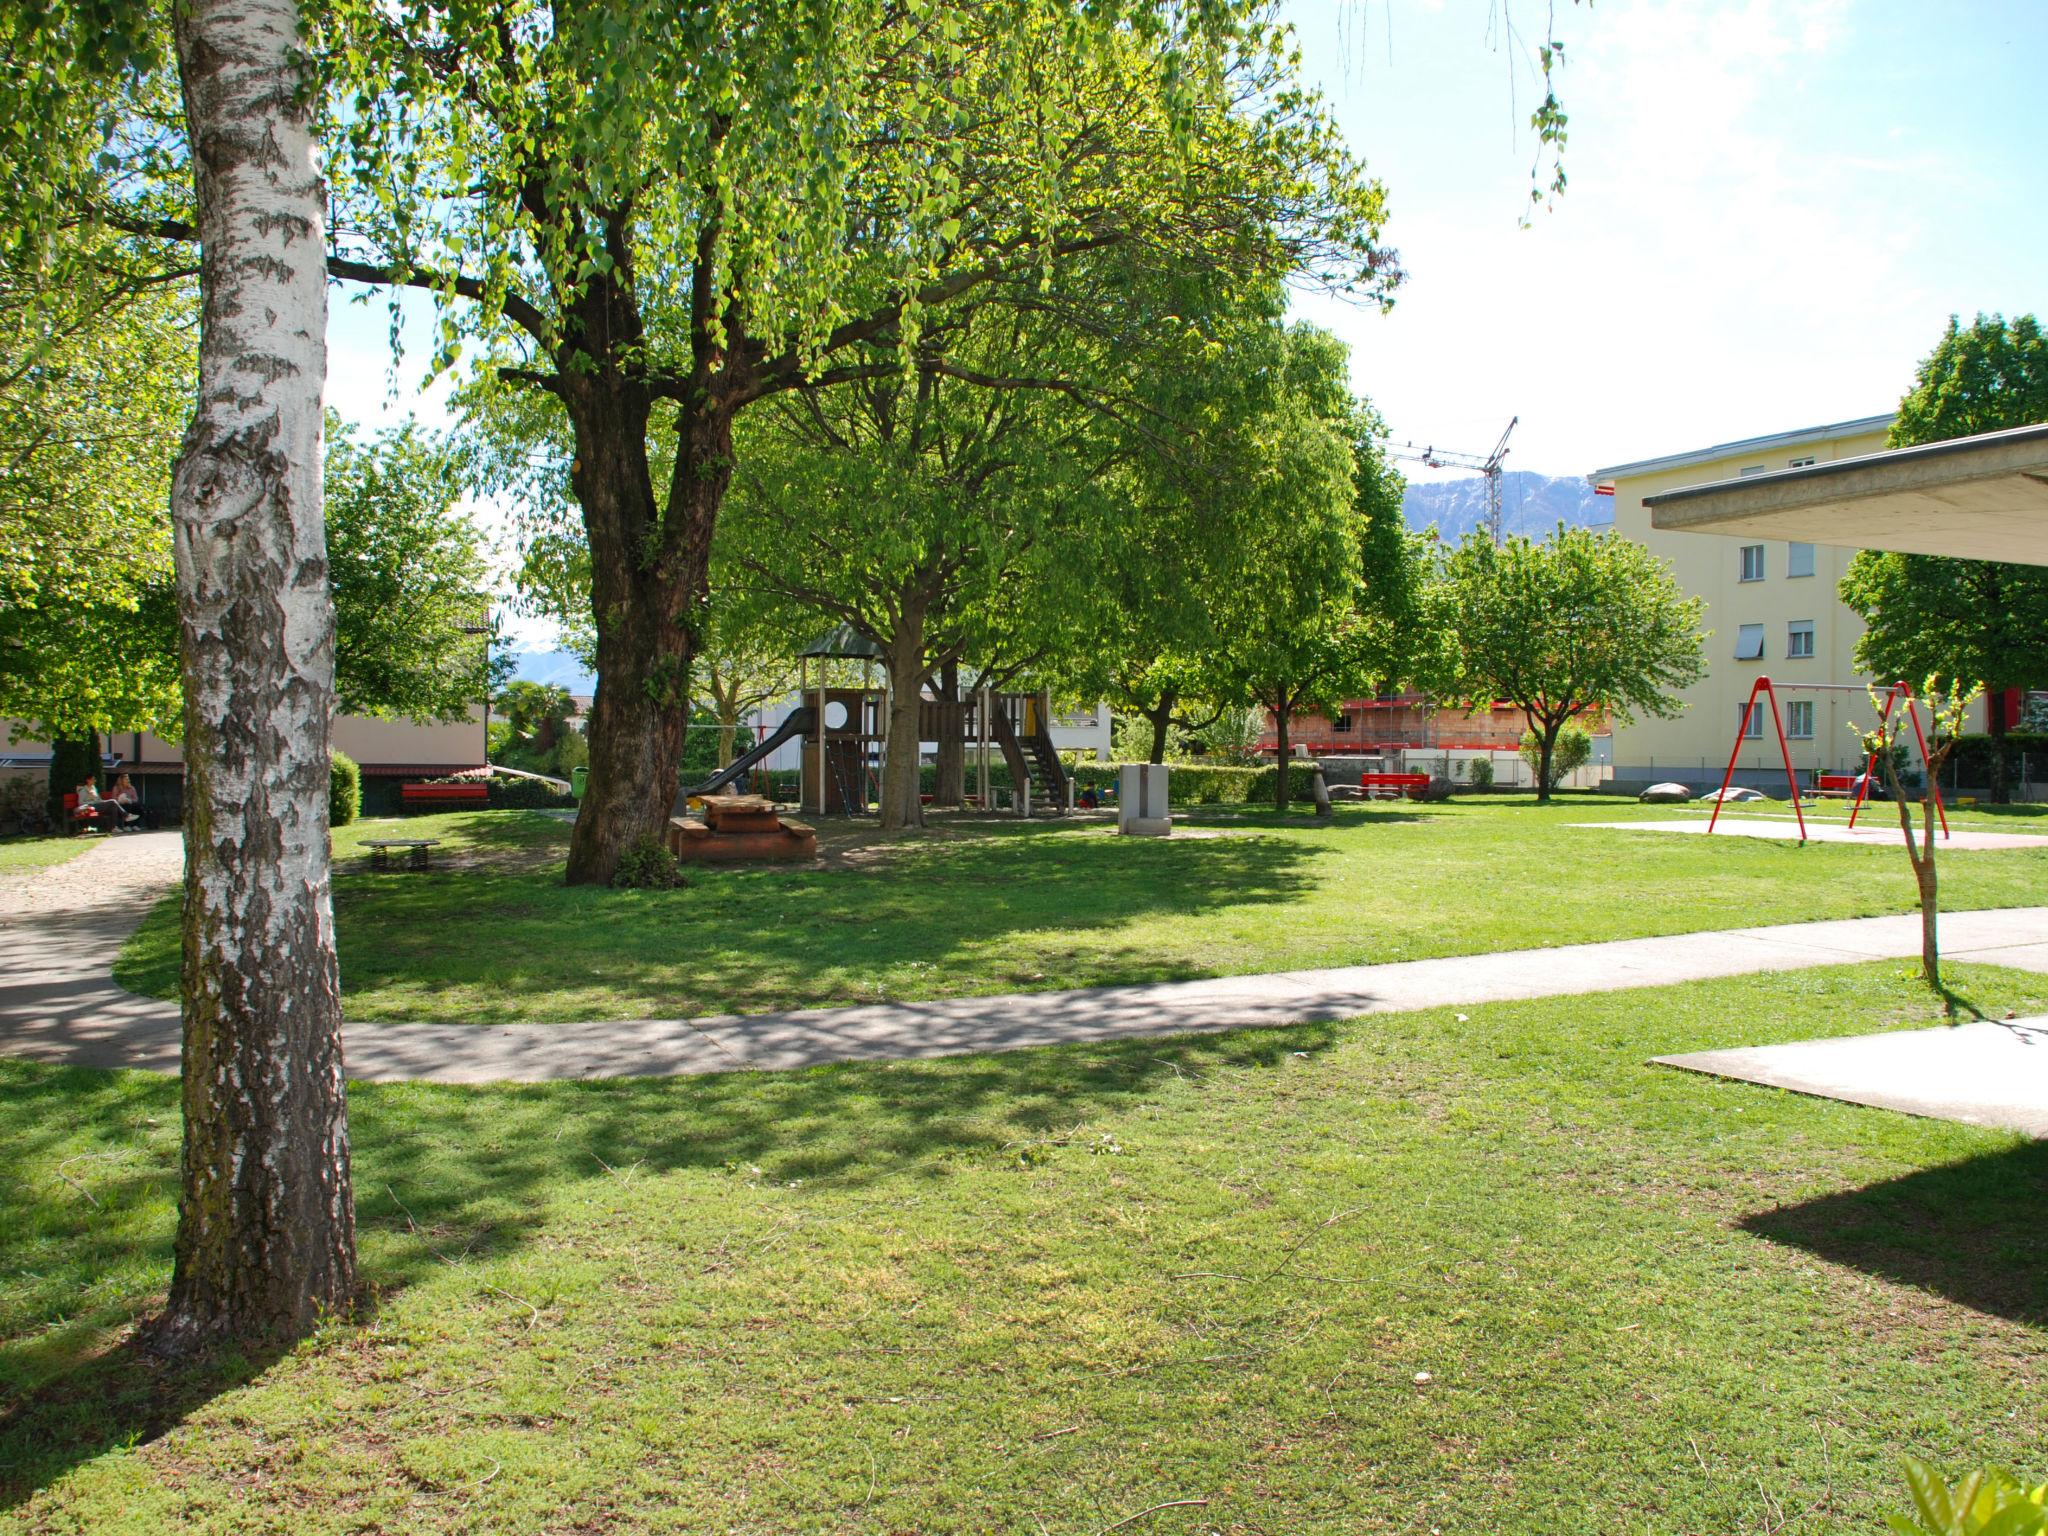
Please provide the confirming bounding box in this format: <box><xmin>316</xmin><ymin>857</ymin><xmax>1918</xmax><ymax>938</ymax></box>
<box><xmin>399</xmin><ymin>781</ymin><xmax>489</xmax><ymax>809</ymax></box>
<box><xmin>1811</xmin><ymin>773</ymin><xmax>1859</xmax><ymax>798</ymax></box>
<box><xmin>1359</xmin><ymin>772</ymin><xmax>1432</xmax><ymax>801</ymax></box>
<box><xmin>363</xmin><ymin>837</ymin><xmax>439</xmax><ymax>871</ymax></box>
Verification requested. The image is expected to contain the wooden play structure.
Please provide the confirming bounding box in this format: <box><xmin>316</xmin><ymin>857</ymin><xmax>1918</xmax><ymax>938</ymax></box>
<box><xmin>673</xmin><ymin>626</ymin><xmax>1075</xmax><ymax>833</ymax></box>
<box><xmin>1709</xmin><ymin>676</ymin><xmax>1950</xmax><ymax>844</ymax></box>
<box><xmin>668</xmin><ymin>793</ymin><xmax>817</xmax><ymax>863</ymax></box>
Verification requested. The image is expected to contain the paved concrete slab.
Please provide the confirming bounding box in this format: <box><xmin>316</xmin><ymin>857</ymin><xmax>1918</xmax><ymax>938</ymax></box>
<box><xmin>1573</xmin><ymin>818</ymin><xmax>2048</xmax><ymax>850</ymax></box>
<box><xmin>1656</xmin><ymin>1018</ymin><xmax>2048</xmax><ymax>1137</ymax></box>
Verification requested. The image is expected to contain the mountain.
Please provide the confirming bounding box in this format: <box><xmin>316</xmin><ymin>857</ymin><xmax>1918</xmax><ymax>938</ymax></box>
<box><xmin>511</xmin><ymin>647</ymin><xmax>597</xmax><ymax>695</ymax></box>
<box><xmin>1400</xmin><ymin>470</ymin><xmax>1611</xmax><ymax>542</ymax></box>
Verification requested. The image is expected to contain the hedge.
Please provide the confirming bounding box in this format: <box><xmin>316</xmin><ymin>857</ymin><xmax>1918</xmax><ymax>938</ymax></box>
<box><xmin>329</xmin><ymin>751</ymin><xmax>361</xmax><ymax>827</ymax></box>
<box><xmin>1944</xmin><ymin>731</ymin><xmax>2048</xmax><ymax>784</ymax></box>
<box><xmin>1244</xmin><ymin>761</ymin><xmax>1324</xmax><ymax>803</ymax></box>
<box><xmin>1073</xmin><ymin>761</ymin><xmax>1261</xmax><ymax>806</ymax></box>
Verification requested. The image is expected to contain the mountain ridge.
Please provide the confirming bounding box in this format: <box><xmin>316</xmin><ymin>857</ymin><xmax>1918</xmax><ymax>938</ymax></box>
<box><xmin>1400</xmin><ymin>470</ymin><xmax>1610</xmax><ymax>542</ymax></box>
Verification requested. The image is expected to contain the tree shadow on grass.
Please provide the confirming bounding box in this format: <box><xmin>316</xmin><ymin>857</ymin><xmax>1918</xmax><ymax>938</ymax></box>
<box><xmin>332</xmin><ymin>817</ymin><xmax>1330</xmax><ymax>1022</ymax></box>
<box><xmin>0</xmin><ymin>1019</ymin><xmax>1341</xmax><ymax>1507</ymax></box>
<box><xmin>1738</xmin><ymin>1139</ymin><xmax>2048</xmax><ymax>1327</ymax></box>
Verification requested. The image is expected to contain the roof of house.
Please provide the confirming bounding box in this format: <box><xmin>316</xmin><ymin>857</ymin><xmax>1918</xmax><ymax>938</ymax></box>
<box><xmin>1591</xmin><ymin>413</ymin><xmax>1895</xmax><ymax>483</ymax></box>
<box><xmin>1644</xmin><ymin>421</ymin><xmax>2048</xmax><ymax>566</ymax></box>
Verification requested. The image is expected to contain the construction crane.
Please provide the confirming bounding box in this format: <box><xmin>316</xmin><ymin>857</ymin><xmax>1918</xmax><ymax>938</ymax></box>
<box><xmin>1383</xmin><ymin>416</ymin><xmax>1519</xmax><ymax>543</ymax></box>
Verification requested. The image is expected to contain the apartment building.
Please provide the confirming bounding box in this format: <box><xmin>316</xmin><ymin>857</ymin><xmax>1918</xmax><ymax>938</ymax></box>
<box><xmin>1593</xmin><ymin>413</ymin><xmax>1950</xmax><ymax>789</ymax></box>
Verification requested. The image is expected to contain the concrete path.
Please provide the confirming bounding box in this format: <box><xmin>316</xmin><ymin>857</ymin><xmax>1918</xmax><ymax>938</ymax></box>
<box><xmin>1575</xmin><ymin>817</ymin><xmax>2048</xmax><ymax>850</ymax></box>
<box><xmin>5</xmin><ymin>832</ymin><xmax>2047</xmax><ymax>1084</ymax></box>
<box><xmin>1657</xmin><ymin>1019</ymin><xmax>2048</xmax><ymax>1137</ymax></box>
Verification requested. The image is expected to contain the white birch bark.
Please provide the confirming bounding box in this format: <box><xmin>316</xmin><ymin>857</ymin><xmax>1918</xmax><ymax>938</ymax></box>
<box><xmin>156</xmin><ymin>0</ymin><xmax>355</xmax><ymax>1351</ymax></box>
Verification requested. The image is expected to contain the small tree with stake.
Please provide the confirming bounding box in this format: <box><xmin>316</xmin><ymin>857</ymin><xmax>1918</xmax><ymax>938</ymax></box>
<box><xmin>1856</xmin><ymin>678</ymin><xmax>1979</xmax><ymax>1004</ymax></box>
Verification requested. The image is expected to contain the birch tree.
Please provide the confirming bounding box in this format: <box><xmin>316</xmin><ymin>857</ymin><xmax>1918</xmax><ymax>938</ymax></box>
<box><xmin>155</xmin><ymin>0</ymin><xmax>352</xmax><ymax>1349</ymax></box>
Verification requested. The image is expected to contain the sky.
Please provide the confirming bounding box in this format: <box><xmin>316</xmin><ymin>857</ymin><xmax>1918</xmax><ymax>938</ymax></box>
<box><xmin>1281</xmin><ymin>0</ymin><xmax>2048</xmax><ymax>480</ymax></box>
<box><xmin>320</xmin><ymin>0</ymin><xmax>2048</xmax><ymax>645</ymax></box>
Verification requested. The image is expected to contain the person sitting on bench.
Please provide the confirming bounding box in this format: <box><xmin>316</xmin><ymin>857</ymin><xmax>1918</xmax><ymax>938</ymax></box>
<box><xmin>75</xmin><ymin>779</ymin><xmax>137</xmax><ymax>831</ymax></box>
<box><xmin>108</xmin><ymin>773</ymin><xmax>148</xmax><ymax>828</ymax></box>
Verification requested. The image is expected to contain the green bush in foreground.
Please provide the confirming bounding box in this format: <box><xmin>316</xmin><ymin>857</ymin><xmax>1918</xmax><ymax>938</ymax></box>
<box><xmin>1892</xmin><ymin>1457</ymin><xmax>2047</xmax><ymax>1535</ymax></box>
<box><xmin>328</xmin><ymin>750</ymin><xmax>361</xmax><ymax>828</ymax></box>
<box><xmin>612</xmin><ymin>832</ymin><xmax>687</xmax><ymax>889</ymax></box>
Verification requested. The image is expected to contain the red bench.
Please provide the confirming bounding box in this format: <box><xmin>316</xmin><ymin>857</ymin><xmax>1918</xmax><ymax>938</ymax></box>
<box><xmin>1359</xmin><ymin>772</ymin><xmax>1432</xmax><ymax>801</ymax></box>
<box><xmin>399</xmin><ymin>782</ymin><xmax>489</xmax><ymax>809</ymax></box>
<box><xmin>1813</xmin><ymin>773</ymin><xmax>1858</xmax><ymax>797</ymax></box>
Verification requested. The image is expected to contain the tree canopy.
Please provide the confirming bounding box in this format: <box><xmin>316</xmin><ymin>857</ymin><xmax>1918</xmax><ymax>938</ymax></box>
<box><xmin>1840</xmin><ymin>313</ymin><xmax>2048</xmax><ymax>800</ymax></box>
<box><xmin>1436</xmin><ymin>525</ymin><xmax>1705</xmax><ymax>802</ymax></box>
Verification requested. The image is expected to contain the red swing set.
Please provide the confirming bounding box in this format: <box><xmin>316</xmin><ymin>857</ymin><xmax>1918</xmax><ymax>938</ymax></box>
<box><xmin>1707</xmin><ymin>676</ymin><xmax>1950</xmax><ymax>844</ymax></box>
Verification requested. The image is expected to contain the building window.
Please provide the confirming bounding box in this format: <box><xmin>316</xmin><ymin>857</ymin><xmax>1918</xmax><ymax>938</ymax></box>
<box><xmin>1786</xmin><ymin>700</ymin><xmax>1815</xmax><ymax>738</ymax></box>
<box><xmin>1739</xmin><ymin>544</ymin><xmax>1765</xmax><ymax>582</ymax></box>
<box><xmin>1735</xmin><ymin>623</ymin><xmax>1766</xmax><ymax>660</ymax></box>
<box><xmin>1787</xmin><ymin>455</ymin><xmax>1817</xmax><ymax>468</ymax></box>
<box><xmin>1787</xmin><ymin>541</ymin><xmax>1816</xmax><ymax>578</ymax></box>
<box><xmin>1787</xmin><ymin>619</ymin><xmax>1815</xmax><ymax>658</ymax></box>
<box><xmin>1331</xmin><ymin>712</ymin><xmax>1354</xmax><ymax>734</ymax></box>
<box><xmin>1739</xmin><ymin>702</ymin><xmax>1764</xmax><ymax>739</ymax></box>
<box><xmin>1739</xmin><ymin>464</ymin><xmax>1768</xmax><ymax>478</ymax></box>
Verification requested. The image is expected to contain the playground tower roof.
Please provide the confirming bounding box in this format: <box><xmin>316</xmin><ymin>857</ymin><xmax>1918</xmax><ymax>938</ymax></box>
<box><xmin>797</xmin><ymin>623</ymin><xmax>886</xmax><ymax>660</ymax></box>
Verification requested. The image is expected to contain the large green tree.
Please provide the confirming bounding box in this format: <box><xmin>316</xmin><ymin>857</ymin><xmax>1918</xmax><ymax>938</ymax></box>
<box><xmin>308</xmin><ymin>0</ymin><xmax>1391</xmax><ymax>880</ymax></box>
<box><xmin>325</xmin><ymin>420</ymin><xmax>494</xmax><ymax>723</ymax></box>
<box><xmin>1209</xmin><ymin>333</ymin><xmax>1428</xmax><ymax>810</ymax></box>
<box><xmin>1437</xmin><ymin>525</ymin><xmax>1706</xmax><ymax>802</ymax></box>
<box><xmin>1840</xmin><ymin>313</ymin><xmax>2048</xmax><ymax>802</ymax></box>
<box><xmin>0</xmin><ymin>258</ymin><xmax>189</xmax><ymax>741</ymax></box>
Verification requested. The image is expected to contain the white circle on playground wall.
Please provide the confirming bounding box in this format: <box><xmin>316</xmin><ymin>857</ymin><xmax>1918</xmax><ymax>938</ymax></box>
<box><xmin>824</xmin><ymin>700</ymin><xmax>850</xmax><ymax>731</ymax></box>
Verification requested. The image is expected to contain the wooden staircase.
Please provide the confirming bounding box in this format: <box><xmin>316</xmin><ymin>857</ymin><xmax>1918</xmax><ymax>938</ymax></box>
<box><xmin>992</xmin><ymin>692</ymin><xmax>1069</xmax><ymax>813</ymax></box>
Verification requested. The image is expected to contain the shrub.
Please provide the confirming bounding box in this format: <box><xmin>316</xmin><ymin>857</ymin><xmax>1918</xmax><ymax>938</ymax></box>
<box><xmin>1466</xmin><ymin>756</ymin><xmax>1495</xmax><ymax>790</ymax></box>
<box><xmin>1891</xmin><ymin>1456</ymin><xmax>2047</xmax><ymax>1535</ymax></box>
<box><xmin>1519</xmin><ymin>724</ymin><xmax>1593</xmax><ymax>788</ymax></box>
<box><xmin>1070</xmin><ymin>761</ymin><xmax>1262</xmax><ymax>805</ymax></box>
<box><xmin>1244</xmin><ymin>761</ymin><xmax>1323</xmax><ymax>804</ymax></box>
<box><xmin>1943</xmin><ymin>730</ymin><xmax>2048</xmax><ymax>786</ymax></box>
<box><xmin>612</xmin><ymin>832</ymin><xmax>687</xmax><ymax>889</ymax></box>
<box><xmin>486</xmin><ymin>775</ymin><xmax>575</xmax><ymax>811</ymax></box>
<box><xmin>329</xmin><ymin>751</ymin><xmax>362</xmax><ymax>827</ymax></box>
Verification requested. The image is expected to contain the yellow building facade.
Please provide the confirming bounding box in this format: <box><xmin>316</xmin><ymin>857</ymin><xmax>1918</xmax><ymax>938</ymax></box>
<box><xmin>1594</xmin><ymin>414</ymin><xmax>1917</xmax><ymax>789</ymax></box>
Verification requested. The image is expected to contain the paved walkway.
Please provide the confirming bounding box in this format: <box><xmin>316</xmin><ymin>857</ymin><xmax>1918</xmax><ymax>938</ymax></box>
<box><xmin>3</xmin><ymin>831</ymin><xmax>2047</xmax><ymax>1085</ymax></box>
<box><xmin>1575</xmin><ymin>817</ymin><xmax>2048</xmax><ymax>850</ymax></box>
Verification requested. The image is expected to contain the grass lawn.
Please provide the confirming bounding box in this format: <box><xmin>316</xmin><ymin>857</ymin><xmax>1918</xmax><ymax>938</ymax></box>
<box><xmin>0</xmin><ymin>838</ymin><xmax>87</xmax><ymax>879</ymax></box>
<box><xmin>4</xmin><ymin>961</ymin><xmax>2045</xmax><ymax>1531</ymax></box>
<box><xmin>110</xmin><ymin>795</ymin><xmax>2048</xmax><ymax>1023</ymax></box>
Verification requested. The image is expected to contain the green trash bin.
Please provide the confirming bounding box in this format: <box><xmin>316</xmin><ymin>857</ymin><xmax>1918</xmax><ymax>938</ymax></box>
<box><xmin>570</xmin><ymin>766</ymin><xmax>588</xmax><ymax>801</ymax></box>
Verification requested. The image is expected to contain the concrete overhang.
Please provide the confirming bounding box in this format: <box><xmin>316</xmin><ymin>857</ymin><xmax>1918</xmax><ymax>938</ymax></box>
<box><xmin>1644</xmin><ymin>423</ymin><xmax>2048</xmax><ymax>566</ymax></box>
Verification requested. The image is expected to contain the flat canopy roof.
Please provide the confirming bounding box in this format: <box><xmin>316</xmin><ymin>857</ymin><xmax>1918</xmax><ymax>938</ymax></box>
<box><xmin>1644</xmin><ymin>423</ymin><xmax>2048</xmax><ymax>566</ymax></box>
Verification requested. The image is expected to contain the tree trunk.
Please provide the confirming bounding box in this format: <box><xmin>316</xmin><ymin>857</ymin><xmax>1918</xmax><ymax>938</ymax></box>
<box><xmin>879</xmin><ymin>609</ymin><xmax>928</xmax><ymax>830</ymax></box>
<box><xmin>1273</xmin><ymin>701</ymin><xmax>1291</xmax><ymax>811</ymax></box>
<box><xmin>1147</xmin><ymin>692</ymin><xmax>1178</xmax><ymax>765</ymax></box>
<box><xmin>716</xmin><ymin>717</ymin><xmax>738</xmax><ymax>771</ymax></box>
<box><xmin>1535</xmin><ymin>719</ymin><xmax>1560</xmax><ymax>804</ymax></box>
<box><xmin>1916</xmin><ymin>841</ymin><xmax>1940</xmax><ymax>989</ymax></box>
<box><xmin>155</xmin><ymin>0</ymin><xmax>354</xmax><ymax>1354</ymax></box>
<box><xmin>932</xmin><ymin>659</ymin><xmax>965</xmax><ymax>807</ymax></box>
<box><xmin>564</xmin><ymin>383</ymin><xmax>723</xmax><ymax>884</ymax></box>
